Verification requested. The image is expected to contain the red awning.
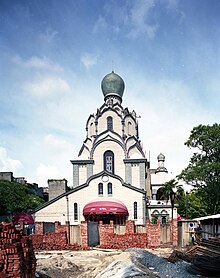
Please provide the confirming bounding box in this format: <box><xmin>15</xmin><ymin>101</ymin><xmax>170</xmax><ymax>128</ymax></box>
<box><xmin>83</xmin><ymin>199</ymin><xmax>129</xmax><ymax>215</ymax></box>
<box><xmin>13</xmin><ymin>213</ymin><xmax>34</xmax><ymax>224</ymax></box>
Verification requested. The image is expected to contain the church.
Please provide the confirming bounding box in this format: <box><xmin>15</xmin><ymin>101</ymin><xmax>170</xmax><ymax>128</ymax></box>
<box><xmin>33</xmin><ymin>71</ymin><xmax>176</xmax><ymax>231</ymax></box>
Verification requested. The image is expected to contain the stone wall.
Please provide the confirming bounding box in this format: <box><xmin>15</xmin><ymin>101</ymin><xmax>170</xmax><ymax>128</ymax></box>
<box><xmin>0</xmin><ymin>222</ymin><xmax>36</xmax><ymax>278</ymax></box>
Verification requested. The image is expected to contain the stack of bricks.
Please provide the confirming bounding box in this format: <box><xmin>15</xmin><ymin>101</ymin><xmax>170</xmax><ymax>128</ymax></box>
<box><xmin>0</xmin><ymin>222</ymin><xmax>36</xmax><ymax>278</ymax></box>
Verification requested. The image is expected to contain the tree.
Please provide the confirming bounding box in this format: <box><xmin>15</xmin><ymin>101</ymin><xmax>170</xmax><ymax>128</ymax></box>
<box><xmin>175</xmin><ymin>190</ymin><xmax>207</xmax><ymax>219</ymax></box>
<box><xmin>160</xmin><ymin>179</ymin><xmax>183</xmax><ymax>220</ymax></box>
<box><xmin>179</xmin><ymin>123</ymin><xmax>220</xmax><ymax>215</ymax></box>
<box><xmin>0</xmin><ymin>180</ymin><xmax>45</xmax><ymax>216</ymax></box>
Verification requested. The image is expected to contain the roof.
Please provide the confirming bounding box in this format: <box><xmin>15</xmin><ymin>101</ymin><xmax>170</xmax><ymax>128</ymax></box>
<box><xmin>101</xmin><ymin>71</ymin><xmax>125</xmax><ymax>99</ymax></box>
<box><xmin>32</xmin><ymin>170</ymin><xmax>146</xmax><ymax>213</ymax></box>
<box><xmin>193</xmin><ymin>214</ymin><xmax>220</xmax><ymax>221</ymax></box>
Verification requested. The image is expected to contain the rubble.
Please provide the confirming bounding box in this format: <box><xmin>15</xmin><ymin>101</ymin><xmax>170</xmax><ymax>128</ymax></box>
<box><xmin>186</xmin><ymin>237</ymin><xmax>220</xmax><ymax>276</ymax></box>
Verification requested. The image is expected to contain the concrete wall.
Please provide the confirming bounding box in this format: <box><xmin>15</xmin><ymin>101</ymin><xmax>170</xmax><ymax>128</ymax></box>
<box><xmin>0</xmin><ymin>171</ymin><xmax>13</xmax><ymax>181</ymax></box>
<box><xmin>48</xmin><ymin>179</ymin><xmax>68</xmax><ymax>201</ymax></box>
<box><xmin>34</xmin><ymin>174</ymin><xmax>146</xmax><ymax>225</ymax></box>
<box><xmin>97</xmin><ymin>110</ymin><xmax>123</xmax><ymax>136</ymax></box>
<box><xmin>178</xmin><ymin>220</ymin><xmax>197</xmax><ymax>247</ymax></box>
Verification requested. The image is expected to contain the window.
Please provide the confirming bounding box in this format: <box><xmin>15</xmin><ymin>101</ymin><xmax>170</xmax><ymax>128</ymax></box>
<box><xmin>134</xmin><ymin>202</ymin><xmax>137</xmax><ymax>220</ymax></box>
<box><xmin>128</xmin><ymin>121</ymin><xmax>132</xmax><ymax>135</ymax></box>
<box><xmin>104</xmin><ymin>151</ymin><xmax>114</xmax><ymax>173</ymax></box>
<box><xmin>107</xmin><ymin>116</ymin><xmax>113</xmax><ymax>130</ymax></box>
<box><xmin>108</xmin><ymin>183</ymin><xmax>112</xmax><ymax>195</ymax></box>
<box><xmin>74</xmin><ymin>203</ymin><xmax>78</xmax><ymax>221</ymax></box>
<box><xmin>98</xmin><ymin>183</ymin><xmax>103</xmax><ymax>195</ymax></box>
<box><xmin>90</xmin><ymin>122</ymin><xmax>94</xmax><ymax>135</ymax></box>
<box><xmin>151</xmin><ymin>210</ymin><xmax>159</xmax><ymax>224</ymax></box>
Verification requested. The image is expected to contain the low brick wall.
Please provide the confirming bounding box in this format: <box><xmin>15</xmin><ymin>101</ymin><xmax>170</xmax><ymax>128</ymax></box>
<box><xmin>30</xmin><ymin>222</ymin><xmax>89</xmax><ymax>250</ymax></box>
<box><xmin>0</xmin><ymin>222</ymin><xmax>36</xmax><ymax>278</ymax></box>
<box><xmin>98</xmin><ymin>220</ymin><xmax>147</xmax><ymax>249</ymax></box>
<box><xmin>29</xmin><ymin>232</ymin><xmax>68</xmax><ymax>250</ymax></box>
<box><xmin>80</xmin><ymin>221</ymin><xmax>88</xmax><ymax>248</ymax></box>
<box><xmin>33</xmin><ymin>219</ymin><xmax>178</xmax><ymax>250</ymax></box>
<box><xmin>146</xmin><ymin>220</ymin><xmax>161</xmax><ymax>248</ymax></box>
<box><xmin>170</xmin><ymin>219</ymin><xmax>178</xmax><ymax>246</ymax></box>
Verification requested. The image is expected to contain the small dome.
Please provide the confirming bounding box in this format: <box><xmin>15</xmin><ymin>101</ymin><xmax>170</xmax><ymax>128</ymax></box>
<box><xmin>101</xmin><ymin>71</ymin><xmax>125</xmax><ymax>99</ymax></box>
<box><xmin>157</xmin><ymin>153</ymin><xmax>165</xmax><ymax>161</ymax></box>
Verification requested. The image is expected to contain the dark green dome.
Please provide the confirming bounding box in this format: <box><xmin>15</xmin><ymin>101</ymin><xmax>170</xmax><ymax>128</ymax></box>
<box><xmin>101</xmin><ymin>71</ymin><xmax>125</xmax><ymax>99</ymax></box>
<box><xmin>157</xmin><ymin>153</ymin><xmax>165</xmax><ymax>161</ymax></box>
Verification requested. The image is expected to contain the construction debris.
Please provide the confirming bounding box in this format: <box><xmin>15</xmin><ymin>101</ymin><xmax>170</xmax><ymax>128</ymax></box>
<box><xmin>168</xmin><ymin>237</ymin><xmax>220</xmax><ymax>276</ymax></box>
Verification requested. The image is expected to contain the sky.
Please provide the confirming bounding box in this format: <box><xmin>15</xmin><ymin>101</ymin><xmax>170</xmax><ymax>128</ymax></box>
<box><xmin>0</xmin><ymin>0</ymin><xmax>220</xmax><ymax>188</ymax></box>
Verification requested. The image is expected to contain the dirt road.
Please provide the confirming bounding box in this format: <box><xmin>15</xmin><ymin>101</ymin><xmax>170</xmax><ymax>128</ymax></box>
<box><xmin>35</xmin><ymin>249</ymin><xmax>166</xmax><ymax>278</ymax></box>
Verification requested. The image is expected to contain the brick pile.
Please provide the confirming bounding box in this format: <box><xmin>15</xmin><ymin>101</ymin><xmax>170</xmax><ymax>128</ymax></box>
<box><xmin>0</xmin><ymin>222</ymin><xmax>36</xmax><ymax>278</ymax></box>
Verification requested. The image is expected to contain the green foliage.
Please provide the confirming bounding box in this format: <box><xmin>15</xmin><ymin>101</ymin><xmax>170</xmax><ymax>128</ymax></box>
<box><xmin>187</xmin><ymin>191</ymin><xmax>207</xmax><ymax>218</ymax></box>
<box><xmin>179</xmin><ymin>123</ymin><xmax>220</xmax><ymax>216</ymax></box>
<box><xmin>160</xmin><ymin>179</ymin><xmax>183</xmax><ymax>205</ymax></box>
<box><xmin>176</xmin><ymin>190</ymin><xmax>207</xmax><ymax>219</ymax></box>
<box><xmin>0</xmin><ymin>180</ymin><xmax>45</xmax><ymax>215</ymax></box>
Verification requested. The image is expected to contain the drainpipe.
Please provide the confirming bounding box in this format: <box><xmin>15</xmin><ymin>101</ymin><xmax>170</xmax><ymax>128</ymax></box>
<box><xmin>66</xmin><ymin>195</ymin><xmax>70</xmax><ymax>244</ymax></box>
<box><xmin>143</xmin><ymin>192</ymin><xmax>148</xmax><ymax>224</ymax></box>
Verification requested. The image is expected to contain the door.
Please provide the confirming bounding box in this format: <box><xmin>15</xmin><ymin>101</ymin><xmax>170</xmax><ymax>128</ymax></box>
<box><xmin>88</xmin><ymin>222</ymin><xmax>100</xmax><ymax>247</ymax></box>
<box><xmin>160</xmin><ymin>224</ymin><xmax>170</xmax><ymax>244</ymax></box>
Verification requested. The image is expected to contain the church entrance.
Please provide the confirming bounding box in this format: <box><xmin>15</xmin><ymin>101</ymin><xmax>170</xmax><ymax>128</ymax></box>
<box><xmin>85</xmin><ymin>213</ymin><xmax>127</xmax><ymax>224</ymax></box>
<box><xmin>83</xmin><ymin>198</ymin><xmax>129</xmax><ymax>225</ymax></box>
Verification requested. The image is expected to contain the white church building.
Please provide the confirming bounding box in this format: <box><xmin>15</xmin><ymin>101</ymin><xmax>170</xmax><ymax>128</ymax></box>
<box><xmin>33</xmin><ymin>71</ymin><xmax>177</xmax><ymax>227</ymax></box>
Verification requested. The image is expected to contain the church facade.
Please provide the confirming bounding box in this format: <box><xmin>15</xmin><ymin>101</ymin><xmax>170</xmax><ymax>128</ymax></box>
<box><xmin>33</xmin><ymin>72</ymin><xmax>177</xmax><ymax>229</ymax></box>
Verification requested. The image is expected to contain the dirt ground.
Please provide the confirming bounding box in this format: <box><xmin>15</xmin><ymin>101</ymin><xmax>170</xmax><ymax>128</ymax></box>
<box><xmin>35</xmin><ymin>248</ymin><xmax>173</xmax><ymax>278</ymax></box>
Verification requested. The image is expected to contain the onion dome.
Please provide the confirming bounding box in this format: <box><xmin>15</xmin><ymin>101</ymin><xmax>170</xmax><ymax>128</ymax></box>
<box><xmin>157</xmin><ymin>153</ymin><xmax>165</xmax><ymax>161</ymax></box>
<box><xmin>101</xmin><ymin>71</ymin><xmax>125</xmax><ymax>100</ymax></box>
<box><xmin>156</xmin><ymin>153</ymin><xmax>168</xmax><ymax>173</ymax></box>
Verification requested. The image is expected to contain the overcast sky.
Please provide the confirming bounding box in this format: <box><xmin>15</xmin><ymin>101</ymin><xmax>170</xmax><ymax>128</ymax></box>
<box><xmin>0</xmin><ymin>0</ymin><xmax>219</xmax><ymax>187</ymax></box>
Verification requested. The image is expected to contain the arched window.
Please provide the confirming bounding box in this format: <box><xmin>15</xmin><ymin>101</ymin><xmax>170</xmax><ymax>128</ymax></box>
<box><xmin>74</xmin><ymin>203</ymin><xmax>78</xmax><ymax>221</ymax></box>
<box><xmin>108</xmin><ymin>182</ymin><xmax>112</xmax><ymax>195</ymax></box>
<box><xmin>161</xmin><ymin>210</ymin><xmax>169</xmax><ymax>224</ymax></box>
<box><xmin>107</xmin><ymin>116</ymin><xmax>113</xmax><ymax>130</ymax></box>
<box><xmin>98</xmin><ymin>183</ymin><xmax>103</xmax><ymax>195</ymax></box>
<box><xmin>90</xmin><ymin>122</ymin><xmax>94</xmax><ymax>135</ymax></box>
<box><xmin>104</xmin><ymin>151</ymin><xmax>114</xmax><ymax>173</ymax></box>
<box><xmin>134</xmin><ymin>202</ymin><xmax>137</xmax><ymax>220</ymax></box>
<box><xmin>128</xmin><ymin>121</ymin><xmax>132</xmax><ymax>135</ymax></box>
<box><xmin>151</xmin><ymin>210</ymin><xmax>159</xmax><ymax>224</ymax></box>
